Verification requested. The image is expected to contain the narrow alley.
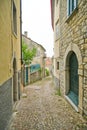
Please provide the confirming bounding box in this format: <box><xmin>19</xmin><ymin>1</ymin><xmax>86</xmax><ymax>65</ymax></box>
<box><xmin>9</xmin><ymin>76</ymin><xmax>87</xmax><ymax>130</ymax></box>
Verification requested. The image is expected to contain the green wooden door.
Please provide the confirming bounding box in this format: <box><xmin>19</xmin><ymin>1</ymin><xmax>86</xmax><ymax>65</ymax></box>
<box><xmin>26</xmin><ymin>67</ymin><xmax>28</xmax><ymax>84</ymax></box>
<box><xmin>68</xmin><ymin>52</ymin><xmax>79</xmax><ymax>106</ymax></box>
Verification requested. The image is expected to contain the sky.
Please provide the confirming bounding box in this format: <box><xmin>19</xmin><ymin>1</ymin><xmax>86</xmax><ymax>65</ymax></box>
<box><xmin>22</xmin><ymin>0</ymin><xmax>54</xmax><ymax>57</ymax></box>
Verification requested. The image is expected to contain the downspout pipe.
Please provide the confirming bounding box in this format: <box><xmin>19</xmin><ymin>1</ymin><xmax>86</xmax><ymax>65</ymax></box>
<box><xmin>20</xmin><ymin>0</ymin><xmax>23</xmax><ymax>97</ymax></box>
<box><xmin>20</xmin><ymin>0</ymin><xmax>22</xmax><ymax>65</ymax></box>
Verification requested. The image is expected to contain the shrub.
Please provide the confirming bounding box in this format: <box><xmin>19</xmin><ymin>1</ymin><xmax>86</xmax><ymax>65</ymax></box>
<box><xmin>45</xmin><ymin>68</ymin><xmax>50</xmax><ymax>76</ymax></box>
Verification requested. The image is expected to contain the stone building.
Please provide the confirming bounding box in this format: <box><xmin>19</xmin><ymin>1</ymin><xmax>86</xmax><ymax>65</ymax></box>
<box><xmin>51</xmin><ymin>0</ymin><xmax>87</xmax><ymax>116</ymax></box>
<box><xmin>0</xmin><ymin>0</ymin><xmax>22</xmax><ymax>129</ymax></box>
<box><xmin>45</xmin><ymin>57</ymin><xmax>52</xmax><ymax>68</ymax></box>
<box><xmin>22</xmin><ymin>32</ymin><xmax>46</xmax><ymax>84</ymax></box>
<box><xmin>50</xmin><ymin>0</ymin><xmax>60</xmax><ymax>88</ymax></box>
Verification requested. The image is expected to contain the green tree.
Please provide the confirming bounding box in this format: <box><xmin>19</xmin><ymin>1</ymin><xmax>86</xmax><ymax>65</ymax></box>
<box><xmin>22</xmin><ymin>40</ymin><xmax>37</xmax><ymax>65</ymax></box>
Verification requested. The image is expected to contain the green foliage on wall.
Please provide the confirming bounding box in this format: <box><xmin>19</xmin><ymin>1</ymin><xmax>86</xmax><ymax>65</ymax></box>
<box><xmin>22</xmin><ymin>40</ymin><xmax>37</xmax><ymax>65</ymax></box>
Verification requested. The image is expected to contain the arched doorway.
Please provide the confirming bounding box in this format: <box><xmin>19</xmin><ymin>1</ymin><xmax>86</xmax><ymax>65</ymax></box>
<box><xmin>68</xmin><ymin>52</ymin><xmax>79</xmax><ymax>106</ymax></box>
<box><xmin>13</xmin><ymin>58</ymin><xmax>18</xmax><ymax>102</ymax></box>
<box><xmin>64</xmin><ymin>43</ymin><xmax>83</xmax><ymax>113</ymax></box>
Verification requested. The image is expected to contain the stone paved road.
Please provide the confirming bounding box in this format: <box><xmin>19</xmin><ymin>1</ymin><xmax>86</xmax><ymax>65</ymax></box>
<box><xmin>9</xmin><ymin>76</ymin><xmax>87</xmax><ymax>130</ymax></box>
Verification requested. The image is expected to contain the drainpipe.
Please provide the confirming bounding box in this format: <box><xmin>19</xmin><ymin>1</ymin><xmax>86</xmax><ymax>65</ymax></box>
<box><xmin>20</xmin><ymin>0</ymin><xmax>22</xmax><ymax>65</ymax></box>
<box><xmin>20</xmin><ymin>0</ymin><xmax>23</xmax><ymax>97</ymax></box>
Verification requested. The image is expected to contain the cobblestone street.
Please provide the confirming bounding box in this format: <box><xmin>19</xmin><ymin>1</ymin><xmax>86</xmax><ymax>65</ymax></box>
<box><xmin>9</xmin><ymin>76</ymin><xmax>87</xmax><ymax>130</ymax></box>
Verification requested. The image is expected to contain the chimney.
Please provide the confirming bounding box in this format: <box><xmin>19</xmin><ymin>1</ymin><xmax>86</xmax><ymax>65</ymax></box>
<box><xmin>24</xmin><ymin>31</ymin><xmax>28</xmax><ymax>37</ymax></box>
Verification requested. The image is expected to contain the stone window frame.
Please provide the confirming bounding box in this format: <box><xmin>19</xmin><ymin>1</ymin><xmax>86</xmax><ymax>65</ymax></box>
<box><xmin>12</xmin><ymin>1</ymin><xmax>17</xmax><ymax>36</ymax></box>
<box><xmin>67</xmin><ymin>0</ymin><xmax>78</xmax><ymax>16</ymax></box>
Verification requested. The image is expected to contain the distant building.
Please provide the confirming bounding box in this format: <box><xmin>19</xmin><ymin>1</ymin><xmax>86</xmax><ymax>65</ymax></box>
<box><xmin>50</xmin><ymin>0</ymin><xmax>60</xmax><ymax>88</ymax></box>
<box><xmin>0</xmin><ymin>0</ymin><xmax>22</xmax><ymax>129</ymax></box>
<box><xmin>45</xmin><ymin>57</ymin><xmax>52</xmax><ymax>73</ymax></box>
<box><xmin>22</xmin><ymin>32</ymin><xmax>46</xmax><ymax>84</ymax></box>
<box><xmin>51</xmin><ymin>0</ymin><xmax>87</xmax><ymax>116</ymax></box>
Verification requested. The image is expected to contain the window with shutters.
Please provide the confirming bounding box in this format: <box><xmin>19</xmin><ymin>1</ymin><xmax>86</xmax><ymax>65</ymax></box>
<box><xmin>13</xmin><ymin>1</ymin><xmax>17</xmax><ymax>35</ymax></box>
<box><xmin>67</xmin><ymin>0</ymin><xmax>78</xmax><ymax>16</ymax></box>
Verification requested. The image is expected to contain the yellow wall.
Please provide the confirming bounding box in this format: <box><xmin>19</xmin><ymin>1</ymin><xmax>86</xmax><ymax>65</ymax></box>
<box><xmin>0</xmin><ymin>0</ymin><xmax>12</xmax><ymax>84</ymax></box>
<box><xmin>12</xmin><ymin>0</ymin><xmax>21</xmax><ymax>71</ymax></box>
<box><xmin>0</xmin><ymin>0</ymin><xmax>21</xmax><ymax>84</ymax></box>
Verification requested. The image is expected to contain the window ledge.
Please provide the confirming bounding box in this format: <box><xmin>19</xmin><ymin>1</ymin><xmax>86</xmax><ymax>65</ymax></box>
<box><xmin>13</xmin><ymin>32</ymin><xmax>17</xmax><ymax>39</ymax></box>
<box><xmin>66</xmin><ymin>7</ymin><xmax>78</xmax><ymax>23</ymax></box>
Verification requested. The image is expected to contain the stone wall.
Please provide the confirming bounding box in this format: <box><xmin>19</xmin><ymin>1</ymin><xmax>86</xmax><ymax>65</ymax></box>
<box><xmin>53</xmin><ymin>76</ymin><xmax>60</xmax><ymax>90</ymax></box>
<box><xmin>0</xmin><ymin>78</ymin><xmax>13</xmax><ymax>130</ymax></box>
<box><xmin>30</xmin><ymin>71</ymin><xmax>42</xmax><ymax>83</ymax></box>
<box><xmin>59</xmin><ymin>0</ymin><xmax>87</xmax><ymax>115</ymax></box>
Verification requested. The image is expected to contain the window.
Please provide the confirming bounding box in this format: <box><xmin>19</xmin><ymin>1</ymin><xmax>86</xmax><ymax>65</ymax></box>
<box><xmin>13</xmin><ymin>1</ymin><xmax>17</xmax><ymax>35</ymax></box>
<box><xmin>37</xmin><ymin>50</ymin><xmax>40</xmax><ymax>57</ymax></box>
<box><xmin>57</xmin><ymin>62</ymin><xmax>59</xmax><ymax>70</ymax></box>
<box><xmin>56</xmin><ymin>0</ymin><xmax>58</xmax><ymax>5</ymax></box>
<box><xmin>67</xmin><ymin>0</ymin><xmax>78</xmax><ymax>16</ymax></box>
<box><xmin>55</xmin><ymin>20</ymin><xmax>59</xmax><ymax>40</ymax></box>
